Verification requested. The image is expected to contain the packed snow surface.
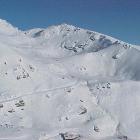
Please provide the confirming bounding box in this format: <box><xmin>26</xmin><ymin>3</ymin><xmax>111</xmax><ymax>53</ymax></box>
<box><xmin>0</xmin><ymin>19</ymin><xmax>140</xmax><ymax>140</ymax></box>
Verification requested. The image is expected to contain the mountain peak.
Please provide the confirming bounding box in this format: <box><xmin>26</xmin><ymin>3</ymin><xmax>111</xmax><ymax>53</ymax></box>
<box><xmin>0</xmin><ymin>18</ymin><xmax>10</xmax><ymax>25</ymax></box>
<box><xmin>58</xmin><ymin>23</ymin><xmax>76</xmax><ymax>28</ymax></box>
<box><xmin>0</xmin><ymin>18</ymin><xmax>18</xmax><ymax>35</ymax></box>
<box><xmin>0</xmin><ymin>19</ymin><xmax>140</xmax><ymax>140</ymax></box>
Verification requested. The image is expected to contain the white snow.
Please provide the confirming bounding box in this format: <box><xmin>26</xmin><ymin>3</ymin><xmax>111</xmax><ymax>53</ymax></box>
<box><xmin>0</xmin><ymin>19</ymin><xmax>139</xmax><ymax>140</ymax></box>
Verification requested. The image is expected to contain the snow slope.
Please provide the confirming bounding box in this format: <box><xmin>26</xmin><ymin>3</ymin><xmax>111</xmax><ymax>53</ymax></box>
<box><xmin>0</xmin><ymin>19</ymin><xmax>140</xmax><ymax>140</ymax></box>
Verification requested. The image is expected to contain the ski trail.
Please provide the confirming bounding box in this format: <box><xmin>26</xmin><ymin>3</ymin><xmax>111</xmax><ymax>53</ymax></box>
<box><xmin>0</xmin><ymin>80</ymin><xmax>79</xmax><ymax>104</ymax></box>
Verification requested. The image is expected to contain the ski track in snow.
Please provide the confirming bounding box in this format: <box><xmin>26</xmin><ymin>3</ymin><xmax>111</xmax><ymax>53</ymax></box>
<box><xmin>0</xmin><ymin>80</ymin><xmax>79</xmax><ymax>104</ymax></box>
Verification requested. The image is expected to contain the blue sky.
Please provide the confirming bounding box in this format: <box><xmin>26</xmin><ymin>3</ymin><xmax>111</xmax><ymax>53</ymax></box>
<box><xmin>0</xmin><ymin>0</ymin><xmax>139</xmax><ymax>45</ymax></box>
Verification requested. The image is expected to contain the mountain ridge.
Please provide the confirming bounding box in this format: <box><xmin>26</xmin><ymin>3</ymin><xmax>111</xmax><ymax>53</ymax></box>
<box><xmin>0</xmin><ymin>19</ymin><xmax>140</xmax><ymax>140</ymax></box>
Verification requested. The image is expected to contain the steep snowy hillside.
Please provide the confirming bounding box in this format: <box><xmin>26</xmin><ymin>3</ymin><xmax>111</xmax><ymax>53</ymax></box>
<box><xmin>0</xmin><ymin>19</ymin><xmax>140</xmax><ymax>140</ymax></box>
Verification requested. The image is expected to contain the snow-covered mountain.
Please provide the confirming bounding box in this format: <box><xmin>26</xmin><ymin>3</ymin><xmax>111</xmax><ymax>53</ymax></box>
<box><xmin>0</xmin><ymin>19</ymin><xmax>140</xmax><ymax>140</ymax></box>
